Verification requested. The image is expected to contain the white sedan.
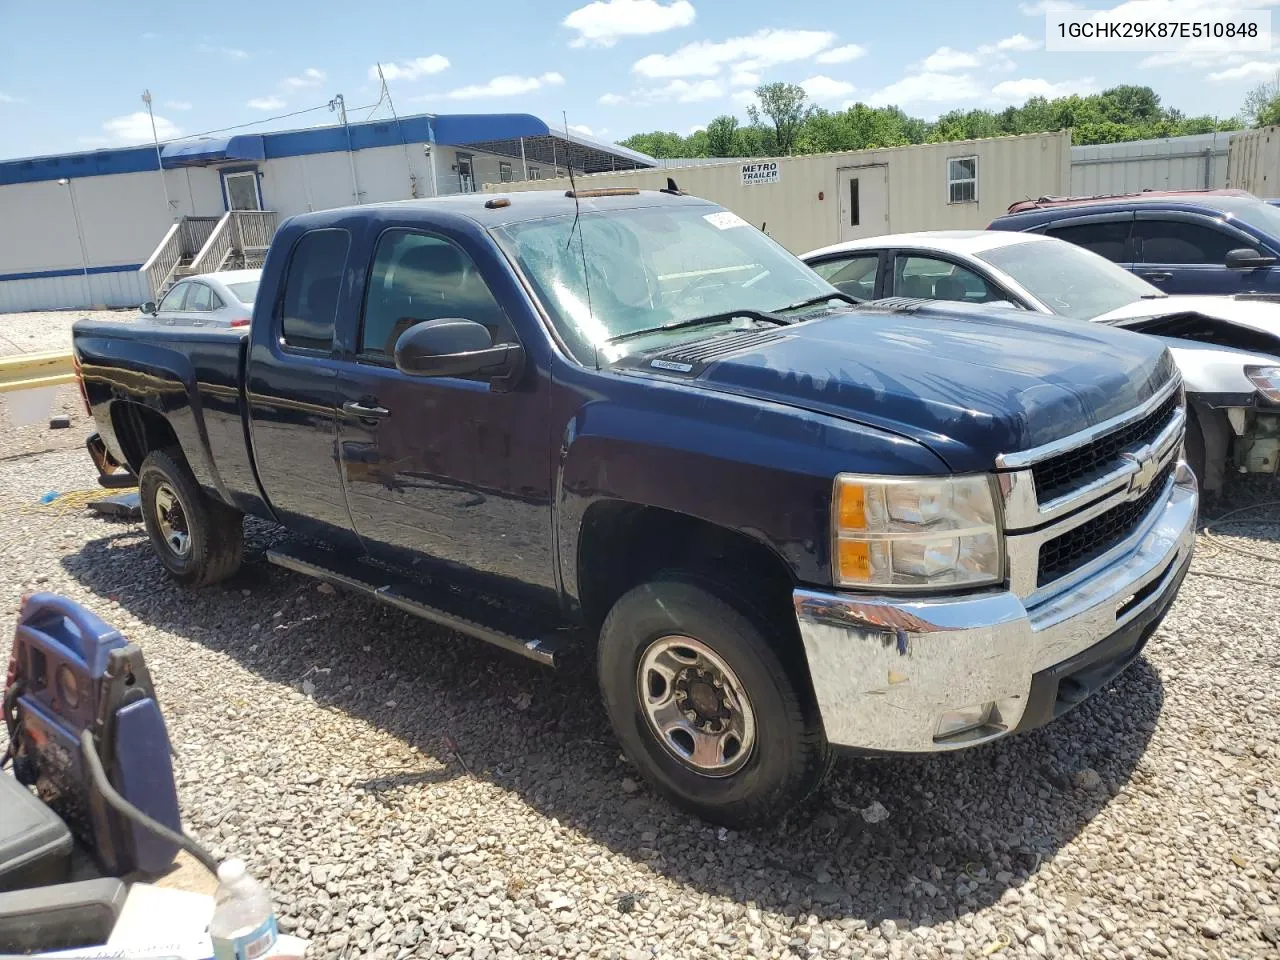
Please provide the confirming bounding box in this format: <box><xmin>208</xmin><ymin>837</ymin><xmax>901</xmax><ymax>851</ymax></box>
<box><xmin>802</xmin><ymin>230</ymin><xmax>1280</xmax><ymax>493</ymax></box>
<box><xmin>141</xmin><ymin>269</ymin><xmax>261</xmax><ymax>329</ymax></box>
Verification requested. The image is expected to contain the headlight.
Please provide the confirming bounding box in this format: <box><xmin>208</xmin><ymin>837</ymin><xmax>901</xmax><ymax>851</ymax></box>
<box><xmin>833</xmin><ymin>474</ymin><xmax>1002</xmax><ymax>589</ymax></box>
<box><xmin>1246</xmin><ymin>365</ymin><xmax>1280</xmax><ymax>403</ymax></box>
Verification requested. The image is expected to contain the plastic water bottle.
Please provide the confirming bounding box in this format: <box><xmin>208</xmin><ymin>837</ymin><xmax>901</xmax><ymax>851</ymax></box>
<box><xmin>210</xmin><ymin>859</ymin><xmax>279</xmax><ymax>960</ymax></box>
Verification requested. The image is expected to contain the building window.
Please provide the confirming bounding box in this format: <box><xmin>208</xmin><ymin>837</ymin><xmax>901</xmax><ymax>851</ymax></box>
<box><xmin>528</xmin><ymin>166</ymin><xmax>541</xmax><ymax>180</ymax></box>
<box><xmin>499</xmin><ymin>161</ymin><xmax>513</xmax><ymax>183</ymax></box>
<box><xmin>947</xmin><ymin>157</ymin><xmax>977</xmax><ymax>204</ymax></box>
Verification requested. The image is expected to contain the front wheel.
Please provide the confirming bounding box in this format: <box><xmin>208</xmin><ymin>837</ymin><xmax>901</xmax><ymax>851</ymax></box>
<box><xmin>139</xmin><ymin>448</ymin><xmax>244</xmax><ymax>587</ymax></box>
<box><xmin>597</xmin><ymin>575</ymin><xmax>831</xmax><ymax>828</ymax></box>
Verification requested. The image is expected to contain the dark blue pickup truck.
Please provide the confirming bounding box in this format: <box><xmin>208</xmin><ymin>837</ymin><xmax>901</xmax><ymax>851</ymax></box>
<box><xmin>73</xmin><ymin>190</ymin><xmax>1197</xmax><ymax>826</ymax></box>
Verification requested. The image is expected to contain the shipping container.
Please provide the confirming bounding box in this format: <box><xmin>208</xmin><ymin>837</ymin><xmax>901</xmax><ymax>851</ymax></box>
<box><xmin>1226</xmin><ymin>126</ymin><xmax>1280</xmax><ymax>198</ymax></box>
<box><xmin>1070</xmin><ymin>131</ymin><xmax>1237</xmax><ymax>195</ymax></box>
<box><xmin>489</xmin><ymin>132</ymin><xmax>1072</xmax><ymax>253</ymax></box>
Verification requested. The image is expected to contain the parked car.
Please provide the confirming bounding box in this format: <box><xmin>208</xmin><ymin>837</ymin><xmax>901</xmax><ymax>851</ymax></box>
<box><xmin>73</xmin><ymin>191</ymin><xmax>1196</xmax><ymax>827</ymax></box>
<box><xmin>802</xmin><ymin>230</ymin><xmax>1280</xmax><ymax>494</ymax></box>
<box><xmin>141</xmin><ymin>269</ymin><xmax>261</xmax><ymax>328</ymax></box>
<box><xmin>987</xmin><ymin>190</ymin><xmax>1280</xmax><ymax>296</ymax></box>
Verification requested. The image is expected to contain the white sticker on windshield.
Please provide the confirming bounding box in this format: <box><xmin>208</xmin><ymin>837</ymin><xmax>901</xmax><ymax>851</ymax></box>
<box><xmin>703</xmin><ymin>211</ymin><xmax>749</xmax><ymax>230</ymax></box>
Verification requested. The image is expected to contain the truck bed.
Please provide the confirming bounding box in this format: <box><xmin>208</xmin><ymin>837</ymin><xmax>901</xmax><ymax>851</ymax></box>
<box><xmin>72</xmin><ymin>320</ymin><xmax>260</xmax><ymax>513</ymax></box>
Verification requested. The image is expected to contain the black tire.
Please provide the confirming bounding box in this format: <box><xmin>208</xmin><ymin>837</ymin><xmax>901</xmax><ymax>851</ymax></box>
<box><xmin>139</xmin><ymin>447</ymin><xmax>243</xmax><ymax>587</ymax></box>
<box><xmin>598</xmin><ymin>574</ymin><xmax>831</xmax><ymax>828</ymax></box>
<box><xmin>1185</xmin><ymin>408</ymin><xmax>1207</xmax><ymax>495</ymax></box>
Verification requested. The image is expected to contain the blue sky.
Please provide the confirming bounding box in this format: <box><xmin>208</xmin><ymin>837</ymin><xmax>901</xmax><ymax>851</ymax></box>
<box><xmin>0</xmin><ymin>0</ymin><xmax>1276</xmax><ymax>160</ymax></box>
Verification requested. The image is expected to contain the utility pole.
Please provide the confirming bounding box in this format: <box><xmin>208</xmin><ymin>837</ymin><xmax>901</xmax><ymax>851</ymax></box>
<box><xmin>376</xmin><ymin>63</ymin><xmax>417</xmax><ymax>198</ymax></box>
<box><xmin>56</xmin><ymin>178</ymin><xmax>92</xmax><ymax>306</ymax></box>
<box><xmin>330</xmin><ymin>94</ymin><xmax>361</xmax><ymax>205</ymax></box>
<box><xmin>141</xmin><ymin>90</ymin><xmax>173</xmax><ymax>216</ymax></box>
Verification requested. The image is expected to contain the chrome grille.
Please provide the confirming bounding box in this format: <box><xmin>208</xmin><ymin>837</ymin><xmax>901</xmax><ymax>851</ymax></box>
<box><xmin>1036</xmin><ymin>462</ymin><xmax>1175</xmax><ymax>587</ymax></box>
<box><xmin>1032</xmin><ymin>391</ymin><xmax>1180</xmax><ymax>503</ymax></box>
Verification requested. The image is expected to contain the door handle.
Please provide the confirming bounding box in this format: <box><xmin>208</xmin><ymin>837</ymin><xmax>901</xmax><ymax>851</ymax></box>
<box><xmin>1142</xmin><ymin>272</ymin><xmax>1172</xmax><ymax>283</ymax></box>
<box><xmin>342</xmin><ymin>400</ymin><xmax>390</xmax><ymax>420</ymax></box>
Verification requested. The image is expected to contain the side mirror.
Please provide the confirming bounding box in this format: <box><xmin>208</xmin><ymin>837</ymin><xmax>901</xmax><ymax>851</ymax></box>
<box><xmin>1225</xmin><ymin>247</ymin><xmax>1277</xmax><ymax>269</ymax></box>
<box><xmin>140</xmin><ymin>300</ymin><xmax>157</xmax><ymax>315</ymax></box>
<box><xmin>394</xmin><ymin>318</ymin><xmax>525</xmax><ymax>389</ymax></box>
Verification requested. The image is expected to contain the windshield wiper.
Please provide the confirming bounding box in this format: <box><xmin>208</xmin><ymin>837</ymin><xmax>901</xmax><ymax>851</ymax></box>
<box><xmin>777</xmin><ymin>291</ymin><xmax>862</xmax><ymax>312</ymax></box>
<box><xmin>605</xmin><ymin>308</ymin><xmax>789</xmax><ymax>345</ymax></box>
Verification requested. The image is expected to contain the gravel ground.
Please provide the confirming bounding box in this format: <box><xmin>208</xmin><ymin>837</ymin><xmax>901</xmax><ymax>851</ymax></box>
<box><xmin>1</xmin><ymin>453</ymin><xmax>1278</xmax><ymax>957</ymax></box>
<box><xmin>0</xmin><ymin>309</ymin><xmax>132</xmax><ymax>458</ymax></box>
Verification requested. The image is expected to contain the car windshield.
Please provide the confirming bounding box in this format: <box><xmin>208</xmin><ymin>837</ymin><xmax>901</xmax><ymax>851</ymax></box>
<box><xmin>226</xmin><ymin>281</ymin><xmax>259</xmax><ymax>304</ymax></box>
<box><xmin>1223</xmin><ymin>196</ymin><xmax>1280</xmax><ymax>239</ymax></box>
<box><xmin>493</xmin><ymin>204</ymin><xmax>842</xmax><ymax>361</ymax></box>
<box><xmin>975</xmin><ymin>238</ymin><xmax>1161</xmax><ymax>321</ymax></box>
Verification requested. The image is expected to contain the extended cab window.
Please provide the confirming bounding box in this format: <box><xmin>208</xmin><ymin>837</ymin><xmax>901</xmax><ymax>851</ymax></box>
<box><xmin>279</xmin><ymin>229</ymin><xmax>350</xmax><ymax>352</ymax></box>
<box><xmin>1135</xmin><ymin>219</ymin><xmax>1236</xmax><ymax>264</ymax></box>
<box><xmin>360</xmin><ymin>230</ymin><xmax>514</xmax><ymax>360</ymax></box>
<box><xmin>1044</xmin><ymin>221</ymin><xmax>1130</xmax><ymax>262</ymax></box>
<box><xmin>894</xmin><ymin>255</ymin><xmax>998</xmax><ymax>303</ymax></box>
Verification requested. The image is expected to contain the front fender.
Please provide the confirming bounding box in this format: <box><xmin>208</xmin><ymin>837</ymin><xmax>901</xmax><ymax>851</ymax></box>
<box><xmin>1163</xmin><ymin>337</ymin><xmax>1271</xmax><ymax>401</ymax></box>
<box><xmin>555</xmin><ymin>388</ymin><xmax>947</xmax><ymax>606</ymax></box>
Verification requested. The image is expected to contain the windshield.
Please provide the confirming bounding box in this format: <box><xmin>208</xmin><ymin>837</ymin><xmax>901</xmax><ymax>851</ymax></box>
<box><xmin>226</xmin><ymin>281</ymin><xmax>259</xmax><ymax>304</ymax></box>
<box><xmin>976</xmin><ymin>238</ymin><xmax>1161</xmax><ymax>321</ymax></box>
<box><xmin>493</xmin><ymin>205</ymin><xmax>840</xmax><ymax>361</ymax></box>
<box><xmin>1224</xmin><ymin>196</ymin><xmax>1280</xmax><ymax>239</ymax></box>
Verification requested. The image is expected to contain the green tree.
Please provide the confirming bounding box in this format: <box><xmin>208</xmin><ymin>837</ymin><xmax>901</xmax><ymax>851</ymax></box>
<box><xmin>618</xmin><ymin>130</ymin><xmax>688</xmax><ymax>158</ymax></box>
<box><xmin>705</xmin><ymin>115</ymin><xmax>740</xmax><ymax>156</ymax></box>
<box><xmin>684</xmin><ymin>129</ymin><xmax>710</xmax><ymax>157</ymax></box>
<box><xmin>747</xmin><ymin>82</ymin><xmax>813</xmax><ymax>155</ymax></box>
<box><xmin>1243</xmin><ymin>73</ymin><xmax>1280</xmax><ymax>126</ymax></box>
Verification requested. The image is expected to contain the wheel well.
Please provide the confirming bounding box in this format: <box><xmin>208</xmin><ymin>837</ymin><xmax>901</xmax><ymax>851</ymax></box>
<box><xmin>576</xmin><ymin>502</ymin><xmax>798</xmax><ymax>637</ymax></box>
<box><xmin>110</xmin><ymin>402</ymin><xmax>180</xmax><ymax>473</ymax></box>
<box><xmin>1189</xmin><ymin>403</ymin><xmax>1229</xmax><ymax>494</ymax></box>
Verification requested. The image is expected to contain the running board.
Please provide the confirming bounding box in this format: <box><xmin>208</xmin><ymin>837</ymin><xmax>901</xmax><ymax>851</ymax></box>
<box><xmin>265</xmin><ymin>544</ymin><xmax>576</xmax><ymax>667</ymax></box>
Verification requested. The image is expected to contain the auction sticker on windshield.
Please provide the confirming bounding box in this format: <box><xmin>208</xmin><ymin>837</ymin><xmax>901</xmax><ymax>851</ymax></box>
<box><xmin>704</xmin><ymin>211</ymin><xmax>750</xmax><ymax>230</ymax></box>
<box><xmin>741</xmin><ymin>162</ymin><xmax>779</xmax><ymax>185</ymax></box>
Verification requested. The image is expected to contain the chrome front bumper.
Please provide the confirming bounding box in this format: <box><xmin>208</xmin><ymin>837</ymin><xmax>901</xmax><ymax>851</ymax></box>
<box><xmin>794</xmin><ymin>461</ymin><xmax>1198</xmax><ymax>752</ymax></box>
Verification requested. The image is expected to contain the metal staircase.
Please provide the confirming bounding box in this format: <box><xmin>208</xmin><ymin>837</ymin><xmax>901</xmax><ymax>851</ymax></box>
<box><xmin>141</xmin><ymin>211</ymin><xmax>278</xmax><ymax>302</ymax></box>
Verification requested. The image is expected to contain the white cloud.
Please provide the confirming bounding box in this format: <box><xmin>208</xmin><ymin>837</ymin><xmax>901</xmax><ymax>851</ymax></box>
<box><xmin>919</xmin><ymin>46</ymin><xmax>981</xmax><ymax>72</ymax></box>
<box><xmin>1018</xmin><ymin>0</ymin><xmax>1079</xmax><ymax>13</ymax></box>
<box><xmin>569</xmin><ymin>123</ymin><xmax>595</xmax><ymax>136</ymax></box>
<box><xmin>991</xmin><ymin>76</ymin><xmax>1096</xmax><ymax>101</ymax></box>
<box><xmin>598</xmin><ymin>92</ymin><xmax>626</xmax><ymax>104</ymax></box>
<box><xmin>163</xmin><ymin>99</ymin><xmax>192</xmax><ymax>110</ymax></box>
<box><xmin>563</xmin><ymin>0</ymin><xmax>694</xmax><ymax>47</ymax></box>
<box><xmin>802</xmin><ymin>75</ymin><xmax>856</xmax><ymax>102</ymax></box>
<box><xmin>994</xmin><ymin>33</ymin><xmax>1039</xmax><ymax>51</ymax></box>
<box><xmin>730</xmin><ymin>69</ymin><xmax>760</xmax><ymax>87</ymax></box>
<box><xmin>375</xmin><ymin>55</ymin><xmax>450</xmax><ymax>82</ymax></box>
<box><xmin>439</xmin><ymin>72</ymin><xmax>565</xmax><ymax>100</ymax></box>
<box><xmin>283</xmin><ymin>68</ymin><xmax>326</xmax><ymax>90</ymax></box>
<box><xmin>0</xmin><ymin>92</ymin><xmax>23</xmax><ymax>104</ymax></box>
<box><xmin>731</xmin><ymin>89</ymin><xmax>757</xmax><ymax>107</ymax></box>
<box><xmin>643</xmin><ymin>78</ymin><xmax>725</xmax><ymax>102</ymax></box>
<box><xmin>199</xmin><ymin>44</ymin><xmax>248</xmax><ymax>60</ymax></box>
<box><xmin>101</xmin><ymin>111</ymin><xmax>181</xmax><ymax>145</ymax></box>
<box><xmin>1208</xmin><ymin>60</ymin><xmax>1280</xmax><ymax>82</ymax></box>
<box><xmin>868</xmin><ymin>72</ymin><xmax>984</xmax><ymax>107</ymax></box>
<box><xmin>247</xmin><ymin>96</ymin><xmax>287</xmax><ymax>111</ymax></box>
<box><xmin>689</xmin><ymin>124</ymin><xmax>706</xmax><ymax>134</ymax></box>
<box><xmin>633</xmin><ymin>28</ymin><xmax>837</xmax><ymax>78</ymax></box>
<box><xmin>816</xmin><ymin>43</ymin><xmax>866</xmax><ymax>64</ymax></box>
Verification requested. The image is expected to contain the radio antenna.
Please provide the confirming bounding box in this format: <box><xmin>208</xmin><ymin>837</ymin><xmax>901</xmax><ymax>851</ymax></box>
<box><xmin>562</xmin><ymin>111</ymin><xmax>598</xmax><ymax>370</ymax></box>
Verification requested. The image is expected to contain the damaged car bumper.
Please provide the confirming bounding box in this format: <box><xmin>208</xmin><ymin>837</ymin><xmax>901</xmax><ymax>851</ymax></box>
<box><xmin>793</xmin><ymin>460</ymin><xmax>1197</xmax><ymax>753</ymax></box>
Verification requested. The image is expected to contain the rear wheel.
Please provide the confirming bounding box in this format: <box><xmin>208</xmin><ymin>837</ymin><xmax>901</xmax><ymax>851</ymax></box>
<box><xmin>139</xmin><ymin>448</ymin><xmax>243</xmax><ymax>586</ymax></box>
<box><xmin>598</xmin><ymin>574</ymin><xmax>831</xmax><ymax>828</ymax></box>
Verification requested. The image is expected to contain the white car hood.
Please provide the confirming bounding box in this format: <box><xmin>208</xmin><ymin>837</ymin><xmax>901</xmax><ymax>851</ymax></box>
<box><xmin>1095</xmin><ymin>295</ymin><xmax>1280</xmax><ymax>336</ymax></box>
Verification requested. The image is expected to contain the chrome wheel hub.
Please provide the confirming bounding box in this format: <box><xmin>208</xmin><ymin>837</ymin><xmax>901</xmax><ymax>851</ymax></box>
<box><xmin>153</xmin><ymin>482</ymin><xmax>191</xmax><ymax>558</ymax></box>
<box><xmin>637</xmin><ymin>635</ymin><xmax>756</xmax><ymax>777</ymax></box>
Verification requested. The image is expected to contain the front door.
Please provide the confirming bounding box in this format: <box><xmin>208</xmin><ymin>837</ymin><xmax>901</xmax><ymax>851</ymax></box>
<box><xmin>837</xmin><ymin>165</ymin><xmax>888</xmax><ymax>242</ymax></box>
<box><xmin>456</xmin><ymin>155</ymin><xmax>475</xmax><ymax>194</ymax></box>
<box><xmin>224</xmin><ymin>170</ymin><xmax>262</xmax><ymax>211</ymax></box>
<box><xmin>334</xmin><ymin>225</ymin><xmax>556</xmax><ymax>604</ymax></box>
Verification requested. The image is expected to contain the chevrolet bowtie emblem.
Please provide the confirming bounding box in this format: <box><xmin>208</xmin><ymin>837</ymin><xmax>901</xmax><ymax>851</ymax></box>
<box><xmin>1122</xmin><ymin>447</ymin><xmax>1159</xmax><ymax>497</ymax></box>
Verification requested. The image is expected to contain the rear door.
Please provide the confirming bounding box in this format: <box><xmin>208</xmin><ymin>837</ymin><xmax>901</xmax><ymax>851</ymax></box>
<box><xmin>245</xmin><ymin>226</ymin><xmax>361</xmax><ymax>547</ymax></box>
<box><xmin>333</xmin><ymin>223</ymin><xmax>557</xmax><ymax>602</ymax></box>
<box><xmin>1131</xmin><ymin>211</ymin><xmax>1276</xmax><ymax>294</ymax></box>
<box><xmin>1038</xmin><ymin>213</ymin><xmax>1135</xmax><ymax>268</ymax></box>
<box><xmin>888</xmin><ymin>252</ymin><xmax>1007</xmax><ymax>304</ymax></box>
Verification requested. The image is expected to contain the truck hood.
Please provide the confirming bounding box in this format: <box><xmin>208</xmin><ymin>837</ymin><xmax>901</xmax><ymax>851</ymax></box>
<box><xmin>633</xmin><ymin>302</ymin><xmax>1176</xmax><ymax>473</ymax></box>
